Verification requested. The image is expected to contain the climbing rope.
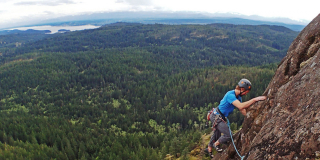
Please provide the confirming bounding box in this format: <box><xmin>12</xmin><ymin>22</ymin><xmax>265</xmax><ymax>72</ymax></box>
<box><xmin>226</xmin><ymin>117</ymin><xmax>245</xmax><ymax>160</ymax></box>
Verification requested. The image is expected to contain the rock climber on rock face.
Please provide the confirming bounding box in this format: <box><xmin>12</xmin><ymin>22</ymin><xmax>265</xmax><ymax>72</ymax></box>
<box><xmin>205</xmin><ymin>78</ymin><xmax>267</xmax><ymax>158</ymax></box>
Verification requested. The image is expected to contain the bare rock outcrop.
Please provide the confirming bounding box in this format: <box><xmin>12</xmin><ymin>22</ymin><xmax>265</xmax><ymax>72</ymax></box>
<box><xmin>215</xmin><ymin>14</ymin><xmax>320</xmax><ymax>160</ymax></box>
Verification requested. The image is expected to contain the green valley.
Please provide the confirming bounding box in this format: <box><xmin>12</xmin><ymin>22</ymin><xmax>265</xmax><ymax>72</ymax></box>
<box><xmin>0</xmin><ymin>23</ymin><xmax>297</xmax><ymax>159</ymax></box>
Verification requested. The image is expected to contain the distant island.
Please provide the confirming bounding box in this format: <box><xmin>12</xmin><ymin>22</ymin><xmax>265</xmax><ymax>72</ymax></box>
<box><xmin>3</xmin><ymin>25</ymin><xmax>100</xmax><ymax>34</ymax></box>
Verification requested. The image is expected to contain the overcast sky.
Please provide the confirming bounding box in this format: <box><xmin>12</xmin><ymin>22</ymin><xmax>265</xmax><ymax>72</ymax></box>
<box><xmin>0</xmin><ymin>0</ymin><xmax>319</xmax><ymax>29</ymax></box>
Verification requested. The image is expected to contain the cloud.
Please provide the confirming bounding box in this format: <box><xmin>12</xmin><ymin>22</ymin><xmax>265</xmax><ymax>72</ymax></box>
<box><xmin>115</xmin><ymin>0</ymin><xmax>153</xmax><ymax>6</ymax></box>
<box><xmin>14</xmin><ymin>0</ymin><xmax>75</xmax><ymax>6</ymax></box>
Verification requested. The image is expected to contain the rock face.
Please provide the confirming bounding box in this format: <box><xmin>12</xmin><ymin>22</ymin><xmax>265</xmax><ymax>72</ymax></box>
<box><xmin>214</xmin><ymin>14</ymin><xmax>320</xmax><ymax>160</ymax></box>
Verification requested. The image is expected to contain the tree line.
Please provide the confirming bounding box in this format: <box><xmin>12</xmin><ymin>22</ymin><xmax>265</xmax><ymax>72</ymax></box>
<box><xmin>0</xmin><ymin>48</ymin><xmax>276</xmax><ymax>159</ymax></box>
<box><xmin>0</xmin><ymin>22</ymin><xmax>289</xmax><ymax>159</ymax></box>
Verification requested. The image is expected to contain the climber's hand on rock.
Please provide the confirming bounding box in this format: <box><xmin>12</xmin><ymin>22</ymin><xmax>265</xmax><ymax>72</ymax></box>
<box><xmin>254</xmin><ymin>96</ymin><xmax>266</xmax><ymax>102</ymax></box>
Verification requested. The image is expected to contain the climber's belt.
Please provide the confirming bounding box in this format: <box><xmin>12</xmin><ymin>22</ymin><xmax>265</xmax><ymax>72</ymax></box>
<box><xmin>216</xmin><ymin>107</ymin><xmax>226</xmax><ymax>121</ymax></box>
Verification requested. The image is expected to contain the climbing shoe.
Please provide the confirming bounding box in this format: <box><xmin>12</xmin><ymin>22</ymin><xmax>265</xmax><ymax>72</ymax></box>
<box><xmin>204</xmin><ymin>148</ymin><xmax>214</xmax><ymax>158</ymax></box>
<box><xmin>213</xmin><ymin>145</ymin><xmax>223</xmax><ymax>152</ymax></box>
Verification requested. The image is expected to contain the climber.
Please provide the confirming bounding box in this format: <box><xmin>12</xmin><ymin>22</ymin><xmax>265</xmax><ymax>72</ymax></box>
<box><xmin>205</xmin><ymin>78</ymin><xmax>266</xmax><ymax>158</ymax></box>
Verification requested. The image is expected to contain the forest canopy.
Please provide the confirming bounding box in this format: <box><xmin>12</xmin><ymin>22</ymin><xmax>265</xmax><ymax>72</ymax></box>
<box><xmin>0</xmin><ymin>23</ymin><xmax>297</xmax><ymax>159</ymax></box>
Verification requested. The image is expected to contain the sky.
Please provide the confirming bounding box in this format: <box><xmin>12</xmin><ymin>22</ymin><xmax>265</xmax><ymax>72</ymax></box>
<box><xmin>0</xmin><ymin>0</ymin><xmax>319</xmax><ymax>29</ymax></box>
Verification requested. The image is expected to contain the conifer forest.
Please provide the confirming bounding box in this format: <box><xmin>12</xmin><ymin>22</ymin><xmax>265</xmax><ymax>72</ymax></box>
<box><xmin>0</xmin><ymin>23</ymin><xmax>299</xmax><ymax>159</ymax></box>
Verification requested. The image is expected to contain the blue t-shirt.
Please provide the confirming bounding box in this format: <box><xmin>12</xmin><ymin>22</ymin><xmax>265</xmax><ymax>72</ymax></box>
<box><xmin>218</xmin><ymin>90</ymin><xmax>242</xmax><ymax>117</ymax></box>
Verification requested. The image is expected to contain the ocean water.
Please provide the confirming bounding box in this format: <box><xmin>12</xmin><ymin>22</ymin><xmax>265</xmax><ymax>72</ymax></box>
<box><xmin>9</xmin><ymin>25</ymin><xmax>100</xmax><ymax>34</ymax></box>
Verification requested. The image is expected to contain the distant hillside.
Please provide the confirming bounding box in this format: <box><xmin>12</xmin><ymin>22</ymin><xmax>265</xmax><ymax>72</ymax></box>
<box><xmin>1</xmin><ymin>23</ymin><xmax>299</xmax><ymax>68</ymax></box>
<box><xmin>35</xmin><ymin>11</ymin><xmax>307</xmax><ymax>31</ymax></box>
<box><xmin>144</xmin><ymin>18</ymin><xmax>305</xmax><ymax>31</ymax></box>
<box><xmin>0</xmin><ymin>29</ymin><xmax>55</xmax><ymax>49</ymax></box>
<box><xmin>20</xmin><ymin>18</ymin><xmax>305</xmax><ymax>32</ymax></box>
<box><xmin>0</xmin><ymin>29</ymin><xmax>51</xmax><ymax>35</ymax></box>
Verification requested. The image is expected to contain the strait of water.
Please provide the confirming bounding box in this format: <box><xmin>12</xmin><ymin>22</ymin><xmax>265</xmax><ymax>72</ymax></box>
<box><xmin>9</xmin><ymin>25</ymin><xmax>100</xmax><ymax>34</ymax></box>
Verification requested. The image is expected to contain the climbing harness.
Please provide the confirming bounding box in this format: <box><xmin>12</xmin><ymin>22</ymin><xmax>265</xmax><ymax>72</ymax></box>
<box><xmin>226</xmin><ymin>117</ymin><xmax>245</xmax><ymax>160</ymax></box>
<box><xmin>208</xmin><ymin>107</ymin><xmax>246</xmax><ymax>160</ymax></box>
